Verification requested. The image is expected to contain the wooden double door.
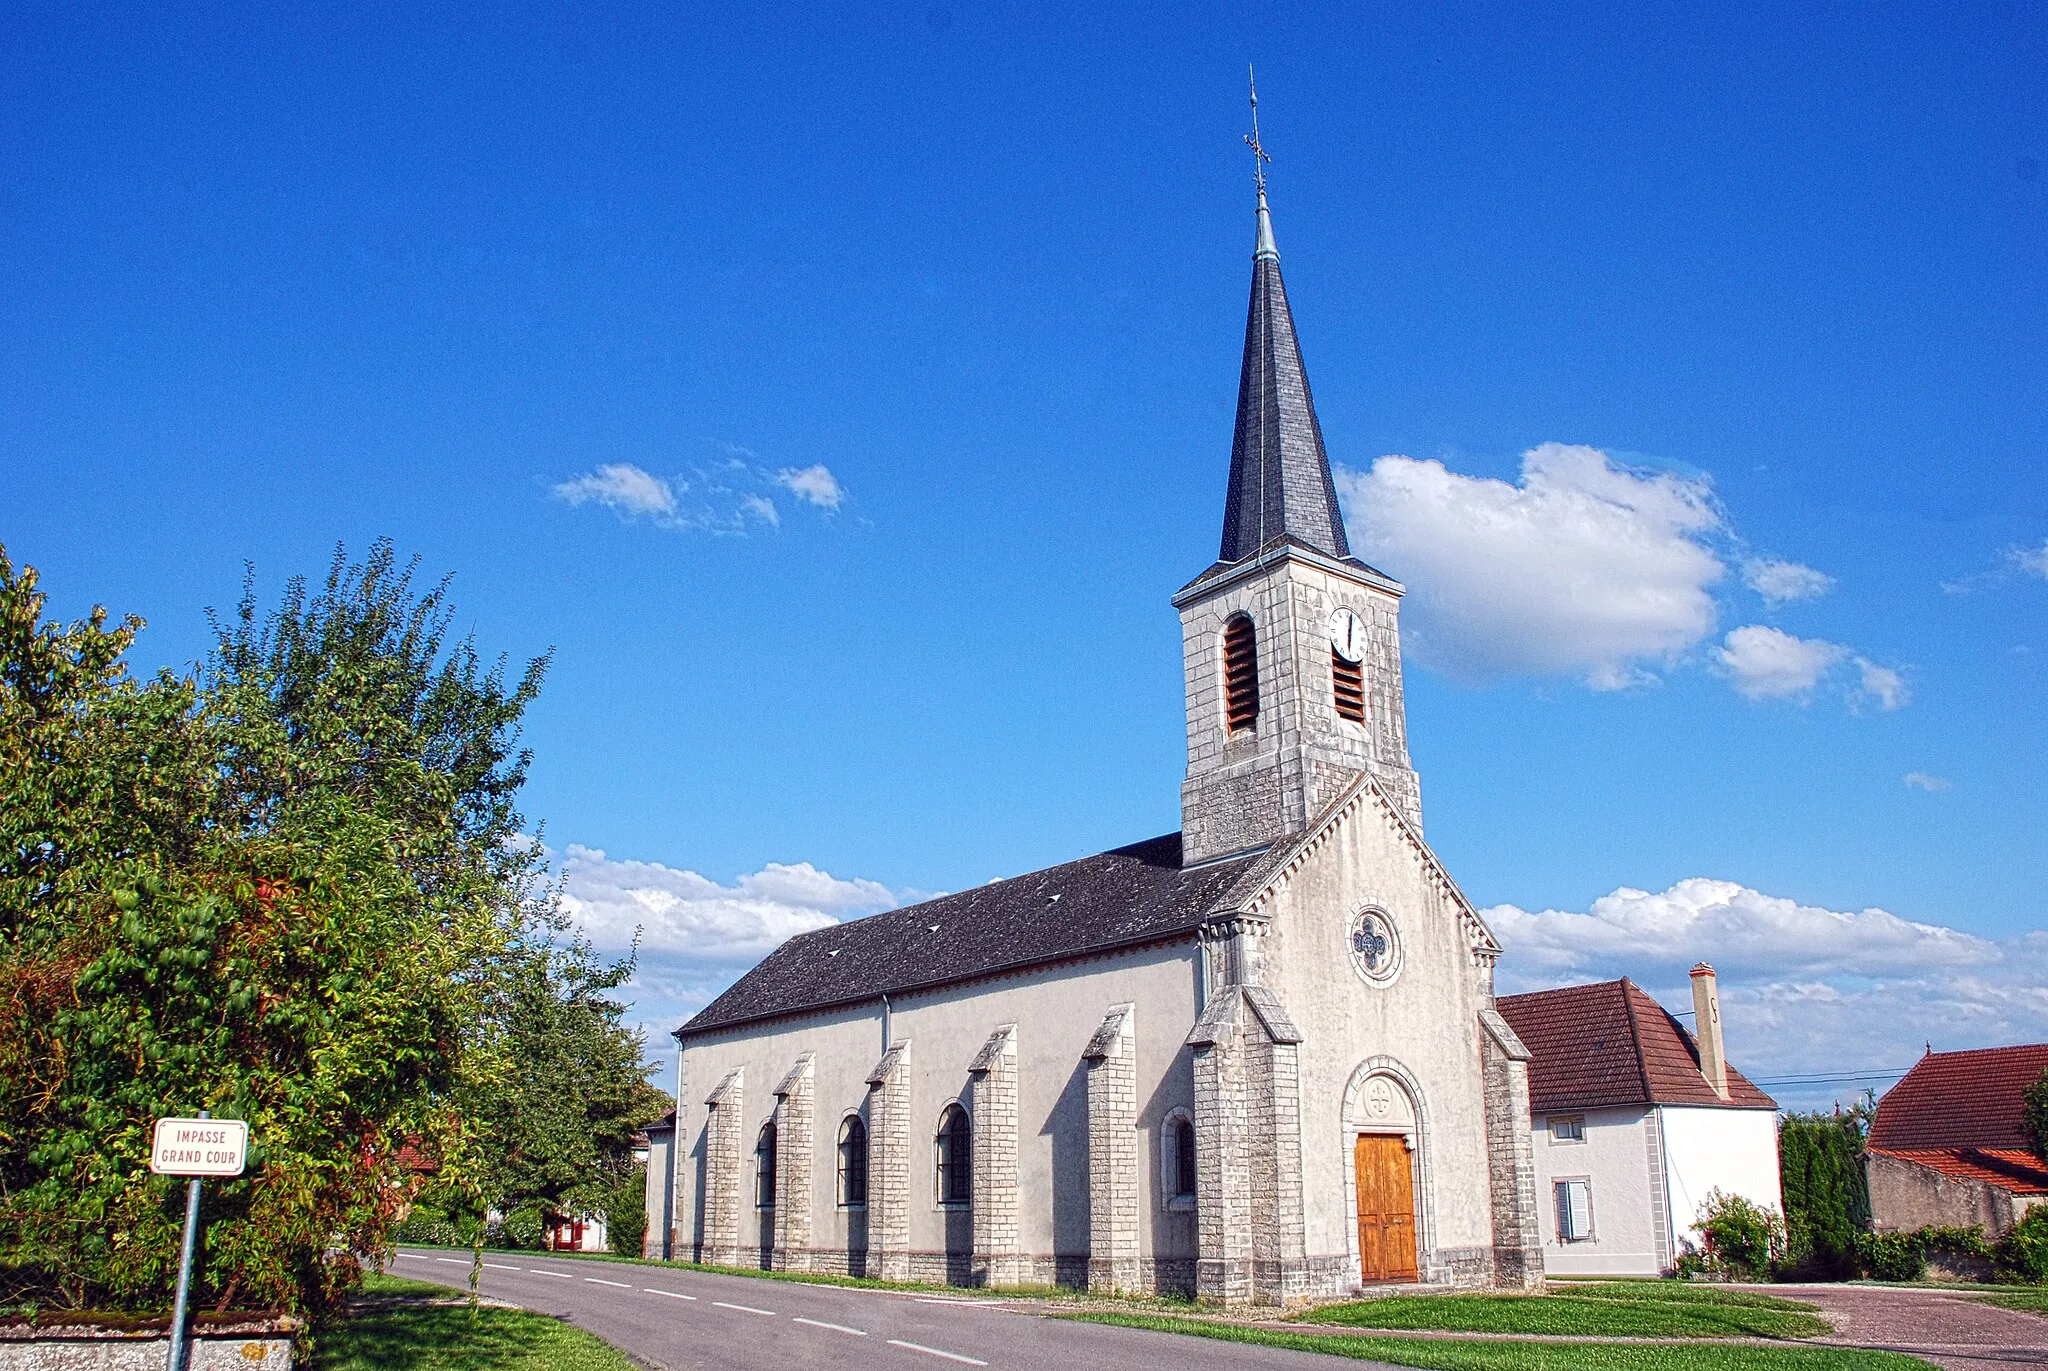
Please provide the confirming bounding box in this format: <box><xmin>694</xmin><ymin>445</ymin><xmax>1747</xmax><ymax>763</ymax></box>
<box><xmin>1354</xmin><ymin>1133</ymin><xmax>1419</xmax><ymax>1283</ymax></box>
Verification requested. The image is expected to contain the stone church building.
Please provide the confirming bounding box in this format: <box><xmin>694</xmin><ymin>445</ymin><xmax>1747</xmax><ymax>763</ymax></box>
<box><xmin>665</xmin><ymin>185</ymin><xmax>1545</xmax><ymax>1303</ymax></box>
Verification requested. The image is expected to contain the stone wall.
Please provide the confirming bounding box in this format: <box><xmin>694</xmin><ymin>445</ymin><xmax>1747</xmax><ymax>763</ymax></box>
<box><xmin>699</xmin><ymin>1068</ymin><xmax>745</xmax><ymax>1266</ymax></box>
<box><xmin>969</xmin><ymin>1025</ymin><xmax>1021</xmax><ymax>1285</ymax></box>
<box><xmin>866</xmin><ymin>1041</ymin><xmax>912</xmax><ymax>1280</ymax></box>
<box><xmin>0</xmin><ymin>1318</ymin><xmax>295</xmax><ymax>1369</ymax></box>
<box><xmin>1869</xmin><ymin>1151</ymin><xmax>2039</xmax><ymax>1236</ymax></box>
<box><xmin>772</xmin><ymin>1054</ymin><xmax>815</xmax><ymax>1271</ymax></box>
<box><xmin>1083</xmin><ymin>1004</ymin><xmax>1139</xmax><ymax>1293</ymax></box>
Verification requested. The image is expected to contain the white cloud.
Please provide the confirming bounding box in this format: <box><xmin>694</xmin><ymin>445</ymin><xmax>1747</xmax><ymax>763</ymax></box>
<box><xmin>551</xmin><ymin>463</ymin><xmax>678</xmax><ymax>518</ymax></box>
<box><xmin>1487</xmin><ymin>879</ymin><xmax>2048</xmax><ymax>1108</ymax></box>
<box><xmin>776</xmin><ymin>464</ymin><xmax>847</xmax><ymax>510</ymax></box>
<box><xmin>1855</xmin><ymin>658</ymin><xmax>1909</xmax><ymax>711</ymax></box>
<box><xmin>1335</xmin><ymin>444</ymin><xmax>1723</xmax><ymax>689</ymax></box>
<box><xmin>1742</xmin><ymin>557</ymin><xmax>1835</xmax><ymax>605</ymax></box>
<box><xmin>741</xmin><ymin>494</ymin><xmax>780</xmax><ymax>526</ymax></box>
<box><xmin>558</xmin><ymin>844</ymin><xmax>901</xmax><ymax>959</ymax></box>
<box><xmin>2013</xmin><ymin>541</ymin><xmax>2048</xmax><ymax>580</ymax></box>
<box><xmin>1713</xmin><ymin>625</ymin><xmax>1849</xmax><ymax>702</ymax></box>
<box><xmin>1903</xmin><ymin>771</ymin><xmax>1953</xmax><ymax>792</ymax></box>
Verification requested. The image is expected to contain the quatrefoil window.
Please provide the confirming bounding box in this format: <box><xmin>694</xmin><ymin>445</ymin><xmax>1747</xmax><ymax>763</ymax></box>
<box><xmin>1349</xmin><ymin>908</ymin><xmax>1401</xmax><ymax>986</ymax></box>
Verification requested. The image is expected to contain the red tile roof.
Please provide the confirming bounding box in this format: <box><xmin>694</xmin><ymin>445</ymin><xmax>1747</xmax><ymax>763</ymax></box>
<box><xmin>1869</xmin><ymin>1043</ymin><xmax>2048</xmax><ymax>1152</ymax></box>
<box><xmin>1868</xmin><ymin>1146</ymin><xmax>2048</xmax><ymax>1196</ymax></box>
<box><xmin>1495</xmin><ymin>978</ymin><xmax>1777</xmax><ymax>1112</ymax></box>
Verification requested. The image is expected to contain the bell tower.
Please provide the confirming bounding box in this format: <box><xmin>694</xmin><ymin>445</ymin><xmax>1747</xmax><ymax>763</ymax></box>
<box><xmin>1175</xmin><ymin>182</ymin><xmax>1421</xmax><ymax>866</ymax></box>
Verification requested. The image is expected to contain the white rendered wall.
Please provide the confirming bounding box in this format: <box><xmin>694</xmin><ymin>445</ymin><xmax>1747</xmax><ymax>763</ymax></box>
<box><xmin>1527</xmin><ymin>1107</ymin><xmax>1660</xmax><ymax>1275</ymax></box>
<box><xmin>673</xmin><ymin>940</ymin><xmax>1201</xmax><ymax>1275</ymax></box>
<box><xmin>1659</xmin><ymin>1106</ymin><xmax>1782</xmax><ymax>1253</ymax></box>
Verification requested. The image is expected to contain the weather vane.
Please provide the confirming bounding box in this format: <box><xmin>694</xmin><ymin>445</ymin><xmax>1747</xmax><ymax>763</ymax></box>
<box><xmin>1245</xmin><ymin>65</ymin><xmax>1271</xmax><ymax>194</ymax></box>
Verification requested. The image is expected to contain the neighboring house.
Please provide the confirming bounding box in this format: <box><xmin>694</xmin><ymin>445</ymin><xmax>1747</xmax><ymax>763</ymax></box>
<box><xmin>1496</xmin><ymin>966</ymin><xmax>1780</xmax><ymax>1276</ymax></box>
<box><xmin>644</xmin><ymin>1108</ymin><xmax>677</xmax><ymax>1259</ymax></box>
<box><xmin>1867</xmin><ymin>1043</ymin><xmax>2048</xmax><ymax>1236</ymax></box>
<box><xmin>546</xmin><ymin>1211</ymin><xmax>609</xmax><ymax>1253</ymax></box>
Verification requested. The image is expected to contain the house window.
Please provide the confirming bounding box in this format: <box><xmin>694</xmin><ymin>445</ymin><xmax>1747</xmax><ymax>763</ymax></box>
<box><xmin>838</xmin><ymin>1116</ymin><xmax>868</xmax><ymax>1208</ymax></box>
<box><xmin>1555</xmin><ymin>1179</ymin><xmax>1593</xmax><ymax>1242</ymax></box>
<box><xmin>1223</xmin><ymin>615</ymin><xmax>1259</xmax><ymax>733</ymax></box>
<box><xmin>936</xmin><ymin>1105</ymin><xmax>972</xmax><ymax>1206</ymax></box>
<box><xmin>1332</xmin><ymin>648</ymin><xmax>1366</xmax><ymax>723</ymax></box>
<box><xmin>755</xmin><ymin>1122</ymin><xmax>777</xmax><ymax>1209</ymax></box>
<box><xmin>1173</xmin><ymin>1116</ymin><xmax>1198</xmax><ymax>1200</ymax></box>
<box><xmin>1549</xmin><ymin>1115</ymin><xmax>1586</xmax><ymax>1144</ymax></box>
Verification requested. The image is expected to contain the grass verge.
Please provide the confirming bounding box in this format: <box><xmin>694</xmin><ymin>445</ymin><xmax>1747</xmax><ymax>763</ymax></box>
<box><xmin>1974</xmin><ymin>1288</ymin><xmax>2048</xmax><ymax>1314</ymax></box>
<box><xmin>314</xmin><ymin>1274</ymin><xmax>636</xmax><ymax>1371</ymax></box>
<box><xmin>1302</xmin><ymin>1283</ymin><xmax>1826</xmax><ymax>1338</ymax></box>
<box><xmin>1063</xmin><ymin>1313</ymin><xmax>1937</xmax><ymax>1370</ymax></box>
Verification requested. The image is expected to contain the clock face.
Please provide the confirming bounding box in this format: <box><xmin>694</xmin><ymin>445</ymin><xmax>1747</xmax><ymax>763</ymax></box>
<box><xmin>1328</xmin><ymin>607</ymin><xmax>1366</xmax><ymax>663</ymax></box>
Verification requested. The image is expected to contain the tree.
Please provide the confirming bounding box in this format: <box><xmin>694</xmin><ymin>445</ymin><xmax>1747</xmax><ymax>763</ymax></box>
<box><xmin>0</xmin><ymin>540</ymin><xmax>582</xmax><ymax>1319</ymax></box>
<box><xmin>2023</xmin><ymin>1069</ymin><xmax>2048</xmax><ymax>1165</ymax></box>
<box><xmin>1779</xmin><ymin>1112</ymin><xmax>1872</xmax><ymax>1280</ymax></box>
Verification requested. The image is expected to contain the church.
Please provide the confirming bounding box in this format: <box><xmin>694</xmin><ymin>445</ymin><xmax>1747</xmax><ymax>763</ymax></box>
<box><xmin>663</xmin><ymin>177</ymin><xmax>1546</xmax><ymax>1304</ymax></box>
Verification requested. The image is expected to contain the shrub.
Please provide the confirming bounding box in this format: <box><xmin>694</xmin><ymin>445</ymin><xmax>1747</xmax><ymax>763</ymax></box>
<box><xmin>603</xmin><ymin>1174</ymin><xmax>649</xmax><ymax>1258</ymax></box>
<box><xmin>1858</xmin><ymin>1231</ymin><xmax>1926</xmax><ymax>1282</ymax></box>
<box><xmin>1694</xmin><ymin>1189</ymin><xmax>1787</xmax><ymax>1280</ymax></box>
<box><xmin>1996</xmin><ymin>1206</ymin><xmax>2048</xmax><ymax>1284</ymax></box>
<box><xmin>494</xmin><ymin>1204</ymin><xmax>547</xmax><ymax>1251</ymax></box>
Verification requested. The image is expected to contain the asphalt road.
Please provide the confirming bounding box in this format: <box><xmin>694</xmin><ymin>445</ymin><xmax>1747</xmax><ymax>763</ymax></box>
<box><xmin>391</xmin><ymin>1248</ymin><xmax>1393</xmax><ymax>1371</ymax></box>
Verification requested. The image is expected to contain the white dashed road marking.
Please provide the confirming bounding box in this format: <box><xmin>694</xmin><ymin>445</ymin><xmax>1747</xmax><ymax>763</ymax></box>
<box><xmin>484</xmin><ymin>1263</ymin><xmax>521</xmax><ymax>1271</ymax></box>
<box><xmin>713</xmin><ymin>1301</ymin><xmax>777</xmax><ymax>1316</ymax></box>
<box><xmin>433</xmin><ymin>1258</ymin><xmax>468</xmax><ymax>1265</ymax></box>
<box><xmin>533</xmin><ymin>1270</ymin><xmax>575</xmax><ymax>1279</ymax></box>
<box><xmin>792</xmin><ymin>1317</ymin><xmax>866</xmax><ymax>1336</ymax></box>
<box><xmin>644</xmin><ymin>1288</ymin><xmax>697</xmax><ymax>1300</ymax></box>
<box><xmin>888</xmin><ymin>1340</ymin><xmax>987</xmax><ymax>1365</ymax></box>
<box><xmin>585</xmin><ymin>1277</ymin><xmax>633</xmax><ymax>1288</ymax></box>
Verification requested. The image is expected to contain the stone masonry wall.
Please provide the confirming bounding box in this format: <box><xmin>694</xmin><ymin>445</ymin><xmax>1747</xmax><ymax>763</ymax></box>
<box><xmin>969</xmin><ymin>1025</ymin><xmax>1021</xmax><ymax>1285</ymax></box>
<box><xmin>772</xmin><ymin>1054</ymin><xmax>815</xmax><ymax>1271</ymax></box>
<box><xmin>866</xmin><ymin>1042</ymin><xmax>912</xmax><ymax>1280</ymax></box>
<box><xmin>1083</xmin><ymin>1004</ymin><xmax>1139</xmax><ymax>1292</ymax></box>
<box><xmin>700</xmin><ymin>1068</ymin><xmax>745</xmax><ymax>1266</ymax></box>
<box><xmin>1479</xmin><ymin>1015</ymin><xmax>1544</xmax><ymax>1288</ymax></box>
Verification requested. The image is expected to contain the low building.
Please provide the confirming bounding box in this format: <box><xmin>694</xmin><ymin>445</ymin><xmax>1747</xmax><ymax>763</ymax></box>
<box><xmin>644</xmin><ymin>1108</ymin><xmax>677</xmax><ymax>1259</ymax></box>
<box><xmin>1867</xmin><ymin>1043</ymin><xmax>2048</xmax><ymax>1236</ymax></box>
<box><xmin>1496</xmin><ymin>966</ymin><xmax>1780</xmax><ymax>1276</ymax></box>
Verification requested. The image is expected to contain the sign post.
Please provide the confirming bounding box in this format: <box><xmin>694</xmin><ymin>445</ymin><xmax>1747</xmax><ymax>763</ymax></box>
<box><xmin>149</xmin><ymin>1113</ymin><xmax>249</xmax><ymax>1371</ymax></box>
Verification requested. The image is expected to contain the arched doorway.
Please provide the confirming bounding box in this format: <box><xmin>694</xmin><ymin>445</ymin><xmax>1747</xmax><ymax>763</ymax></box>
<box><xmin>1342</xmin><ymin>1065</ymin><xmax>1424</xmax><ymax>1285</ymax></box>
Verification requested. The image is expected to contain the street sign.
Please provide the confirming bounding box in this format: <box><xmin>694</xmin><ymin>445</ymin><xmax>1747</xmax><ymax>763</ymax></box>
<box><xmin>149</xmin><ymin>1117</ymin><xmax>249</xmax><ymax>1178</ymax></box>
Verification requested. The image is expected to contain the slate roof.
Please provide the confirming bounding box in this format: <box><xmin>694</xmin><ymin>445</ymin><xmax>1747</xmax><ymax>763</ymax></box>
<box><xmin>1495</xmin><ymin>978</ymin><xmax>1777</xmax><ymax>1112</ymax></box>
<box><xmin>1869</xmin><ymin>1043</ymin><xmax>2048</xmax><ymax>1152</ymax></box>
<box><xmin>1868</xmin><ymin>1146</ymin><xmax>2048</xmax><ymax>1196</ymax></box>
<box><xmin>1217</xmin><ymin>190</ymin><xmax>1353</xmax><ymax>564</ymax></box>
<box><xmin>682</xmin><ymin>834</ymin><xmax>1272</xmax><ymax>1036</ymax></box>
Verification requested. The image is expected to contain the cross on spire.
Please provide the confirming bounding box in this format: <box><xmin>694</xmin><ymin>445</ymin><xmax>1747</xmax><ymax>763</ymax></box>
<box><xmin>1245</xmin><ymin>65</ymin><xmax>1270</xmax><ymax>194</ymax></box>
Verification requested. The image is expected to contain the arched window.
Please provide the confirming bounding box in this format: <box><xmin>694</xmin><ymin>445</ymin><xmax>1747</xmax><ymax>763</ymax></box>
<box><xmin>755</xmin><ymin>1121</ymin><xmax>777</xmax><ymax>1209</ymax></box>
<box><xmin>1223</xmin><ymin>614</ymin><xmax>1259</xmax><ymax>733</ymax></box>
<box><xmin>1173</xmin><ymin>1116</ymin><xmax>1198</xmax><ymax>1200</ymax></box>
<box><xmin>838</xmin><ymin>1115</ymin><xmax>869</xmax><ymax>1208</ymax></box>
<box><xmin>1332</xmin><ymin>648</ymin><xmax>1366</xmax><ymax>723</ymax></box>
<box><xmin>935</xmin><ymin>1104</ymin><xmax>972</xmax><ymax>1206</ymax></box>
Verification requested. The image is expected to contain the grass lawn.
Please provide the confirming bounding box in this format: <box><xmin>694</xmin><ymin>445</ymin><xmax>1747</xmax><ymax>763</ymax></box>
<box><xmin>313</xmin><ymin>1274</ymin><xmax>636</xmax><ymax>1371</ymax></box>
<box><xmin>1300</xmin><ymin>1283</ymin><xmax>1828</xmax><ymax>1339</ymax></box>
<box><xmin>1065</xmin><ymin>1313</ymin><xmax>1937</xmax><ymax>1370</ymax></box>
<box><xmin>1974</xmin><ymin>1288</ymin><xmax>2048</xmax><ymax>1315</ymax></box>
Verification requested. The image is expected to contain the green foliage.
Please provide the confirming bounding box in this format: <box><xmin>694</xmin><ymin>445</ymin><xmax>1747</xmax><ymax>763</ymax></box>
<box><xmin>600</xmin><ymin>1173</ymin><xmax>648</xmax><ymax>1258</ymax></box>
<box><xmin>1858</xmin><ymin>1231</ymin><xmax>1926</xmax><ymax>1282</ymax></box>
<box><xmin>1779</xmin><ymin>1113</ymin><xmax>1871</xmax><ymax>1280</ymax></box>
<box><xmin>0</xmin><ymin>540</ymin><xmax>663</xmax><ymax>1323</ymax></box>
<box><xmin>2022</xmin><ymin>1069</ymin><xmax>2048</xmax><ymax>1165</ymax></box>
<box><xmin>1693</xmin><ymin>1189</ymin><xmax>1788</xmax><ymax>1281</ymax></box>
<box><xmin>1995</xmin><ymin>1205</ymin><xmax>2048</xmax><ymax>1284</ymax></box>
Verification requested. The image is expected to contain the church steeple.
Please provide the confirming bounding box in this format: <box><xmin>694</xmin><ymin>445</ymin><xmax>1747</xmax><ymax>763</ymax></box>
<box><xmin>1218</xmin><ymin>188</ymin><xmax>1351</xmax><ymax>563</ymax></box>
<box><xmin>1174</xmin><ymin>94</ymin><xmax>1422</xmax><ymax>864</ymax></box>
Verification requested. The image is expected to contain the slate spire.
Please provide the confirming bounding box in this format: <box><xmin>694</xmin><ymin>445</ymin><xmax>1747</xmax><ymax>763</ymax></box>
<box><xmin>1217</xmin><ymin>186</ymin><xmax>1352</xmax><ymax>562</ymax></box>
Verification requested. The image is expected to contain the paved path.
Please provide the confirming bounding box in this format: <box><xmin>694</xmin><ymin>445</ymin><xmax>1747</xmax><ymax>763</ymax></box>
<box><xmin>389</xmin><ymin>1249</ymin><xmax>1397</xmax><ymax>1371</ymax></box>
<box><xmin>1744</xmin><ymin>1283</ymin><xmax>2048</xmax><ymax>1371</ymax></box>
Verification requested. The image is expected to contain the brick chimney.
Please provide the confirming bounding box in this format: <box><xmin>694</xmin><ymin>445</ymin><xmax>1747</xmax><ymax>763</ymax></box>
<box><xmin>1690</xmin><ymin>963</ymin><xmax>1730</xmax><ymax>1099</ymax></box>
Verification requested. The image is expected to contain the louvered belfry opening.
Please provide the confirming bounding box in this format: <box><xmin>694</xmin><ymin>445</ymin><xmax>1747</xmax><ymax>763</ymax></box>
<box><xmin>1223</xmin><ymin>614</ymin><xmax>1259</xmax><ymax>733</ymax></box>
<box><xmin>1332</xmin><ymin>649</ymin><xmax>1366</xmax><ymax>723</ymax></box>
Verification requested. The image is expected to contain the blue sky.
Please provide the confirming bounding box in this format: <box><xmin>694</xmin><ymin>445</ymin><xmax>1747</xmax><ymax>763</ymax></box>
<box><xmin>6</xmin><ymin>2</ymin><xmax>2045</xmax><ymax>1109</ymax></box>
